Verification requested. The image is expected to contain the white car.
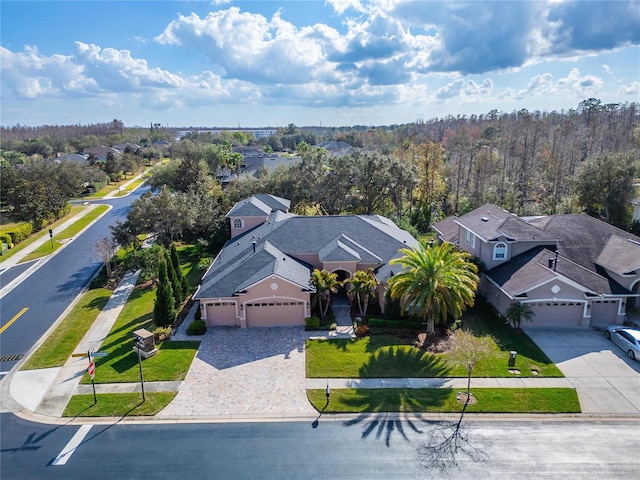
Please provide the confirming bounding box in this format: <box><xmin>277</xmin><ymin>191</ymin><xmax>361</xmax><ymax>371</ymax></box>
<box><xmin>605</xmin><ymin>326</ymin><xmax>640</xmax><ymax>361</ymax></box>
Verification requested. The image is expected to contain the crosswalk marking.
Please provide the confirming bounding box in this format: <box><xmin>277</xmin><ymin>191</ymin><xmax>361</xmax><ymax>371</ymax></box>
<box><xmin>52</xmin><ymin>424</ymin><xmax>92</xmax><ymax>466</ymax></box>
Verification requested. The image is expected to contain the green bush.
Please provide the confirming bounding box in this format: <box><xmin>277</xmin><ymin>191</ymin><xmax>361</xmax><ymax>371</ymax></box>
<box><xmin>3</xmin><ymin>223</ymin><xmax>33</xmax><ymax>244</ymax></box>
<box><xmin>0</xmin><ymin>232</ymin><xmax>12</xmax><ymax>247</ymax></box>
<box><xmin>186</xmin><ymin>319</ymin><xmax>206</xmax><ymax>335</ymax></box>
<box><xmin>368</xmin><ymin>317</ymin><xmax>423</xmax><ymax>329</ymax></box>
<box><xmin>153</xmin><ymin>326</ymin><xmax>172</xmax><ymax>342</ymax></box>
<box><xmin>305</xmin><ymin>316</ymin><xmax>321</xmax><ymax>330</ymax></box>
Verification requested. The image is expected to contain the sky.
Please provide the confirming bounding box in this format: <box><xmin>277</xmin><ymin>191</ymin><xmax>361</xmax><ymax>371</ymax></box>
<box><xmin>1</xmin><ymin>0</ymin><xmax>639</xmax><ymax>128</ymax></box>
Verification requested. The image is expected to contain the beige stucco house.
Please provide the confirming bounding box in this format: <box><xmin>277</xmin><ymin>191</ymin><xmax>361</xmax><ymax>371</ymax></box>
<box><xmin>194</xmin><ymin>194</ymin><xmax>418</xmax><ymax>327</ymax></box>
<box><xmin>433</xmin><ymin>204</ymin><xmax>640</xmax><ymax>327</ymax></box>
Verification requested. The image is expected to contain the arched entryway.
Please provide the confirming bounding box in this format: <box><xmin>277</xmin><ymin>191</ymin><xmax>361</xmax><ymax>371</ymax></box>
<box><xmin>332</xmin><ymin>269</ymin><xmax>351</xmax><ymax>306</ymax></box>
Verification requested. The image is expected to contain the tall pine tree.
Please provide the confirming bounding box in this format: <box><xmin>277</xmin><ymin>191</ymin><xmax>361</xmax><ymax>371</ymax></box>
<box><xmin>170</xmin><ymin>243</ymin><xmax>189</xmax><ymax>302</ymax></box>
<box><xmin>154</xmin><ymin>258</ymin><xmax>176</xmax><ymax>327</ymax></box>
<box><xmin>164</xmin><ymin>249</ymin><xmax>181</xmax><ymax>308</ymax></box>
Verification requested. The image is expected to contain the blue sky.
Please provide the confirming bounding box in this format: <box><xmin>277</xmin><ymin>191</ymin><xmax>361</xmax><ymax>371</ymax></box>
<box><xmin>1</xmin><ymin>0</ymin><xmax>639</xmax><ymax>128</ymax></box>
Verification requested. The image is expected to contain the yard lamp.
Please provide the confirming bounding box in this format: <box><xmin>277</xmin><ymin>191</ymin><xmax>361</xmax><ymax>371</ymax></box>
<box><xmin>325</xmin><ymin>382</ymin><xmax>331</xmax><ymax>403</ymax></box>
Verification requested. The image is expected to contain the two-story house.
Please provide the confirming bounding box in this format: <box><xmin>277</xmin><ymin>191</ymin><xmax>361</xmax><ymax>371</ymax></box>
<box><xmin>433</xmin><ymin>204</ymin><xmax>640</xmax><ymax>327</ymax></box>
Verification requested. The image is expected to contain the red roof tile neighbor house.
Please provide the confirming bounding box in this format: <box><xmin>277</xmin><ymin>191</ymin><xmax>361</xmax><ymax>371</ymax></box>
<box><xmin>433</xmin><ymin>205</ymin><xmax>640</xmax><ymax>328</ymax></box>
<box><xmin>194</xmin><ymin>195</ymin><xmax>418</xmax><ymax>328</ymax></box>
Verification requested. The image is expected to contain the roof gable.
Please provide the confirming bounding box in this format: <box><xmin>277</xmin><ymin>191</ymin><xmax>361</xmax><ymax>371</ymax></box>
<box><xmin>595</xmin><ymin>235</ymin><xmax>640</xmax><ymax>275</ymax></box>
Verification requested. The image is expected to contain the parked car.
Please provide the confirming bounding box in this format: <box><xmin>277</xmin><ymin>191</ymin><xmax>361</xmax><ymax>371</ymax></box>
<box><xmin>605</xmin><ymin>326</ymin><xmax>640</xmax><ymax>361</ymax></box>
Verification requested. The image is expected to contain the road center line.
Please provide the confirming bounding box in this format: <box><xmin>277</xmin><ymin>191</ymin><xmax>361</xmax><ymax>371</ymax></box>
<box><xmin>0</xmin><ymin>307</ymin><xmax>28</xmax><ymax>335</ymax></box>
<box><xmin>52</xmin><ymin>425</ymin><xmax>92</xmax><ymax>466</ymax></box>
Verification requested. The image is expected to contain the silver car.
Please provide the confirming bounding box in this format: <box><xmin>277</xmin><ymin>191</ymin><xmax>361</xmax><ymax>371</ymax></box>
<box><xmin>605</xmin><ymin>326</ymin><xmax>640</xmax><ymax>361</ymax></box>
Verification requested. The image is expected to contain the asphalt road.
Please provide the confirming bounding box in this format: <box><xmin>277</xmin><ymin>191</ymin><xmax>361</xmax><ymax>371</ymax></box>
<box><xmin>1</xmin><ymin>413</ymin><xmax>639</xmax><ymax>479</ymax></box>
<box><xmin>0</xmin><ymin>187</ymin><xmax>149</xmax><ymax>375</ymax></box>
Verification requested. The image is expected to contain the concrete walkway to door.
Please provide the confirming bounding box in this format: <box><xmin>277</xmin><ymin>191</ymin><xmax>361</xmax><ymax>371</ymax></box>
<box><xmin>523</xmin><ymin>327</ymin><xmax>640</xmax><ymax>414</ymax></box>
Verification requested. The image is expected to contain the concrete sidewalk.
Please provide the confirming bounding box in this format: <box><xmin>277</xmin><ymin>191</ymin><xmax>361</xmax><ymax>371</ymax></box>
<box><xmin>10</xmin><ymin>270</ymin><xmax>141</xmax><ymax>417</ymax></box>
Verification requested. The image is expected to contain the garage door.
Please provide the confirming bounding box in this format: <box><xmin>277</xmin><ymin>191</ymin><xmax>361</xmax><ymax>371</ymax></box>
<box><xmin>528</xmin><ymin>301</ymin><xmax>583</xmax><ymax>327</ymax></box>
<box><xmin>590</xmin><ymin>300</ymin><xmax>618</xmax><ymax>327</ymax></box>
<box><xmin>246</xmin><ymin>301</ymin><xmax>305</xmax><ymax>327</ymax></box>
<box><xmin>205</xmin><ymin>302</ymin><xmax>237</xmax><ymax>326</ymax></box>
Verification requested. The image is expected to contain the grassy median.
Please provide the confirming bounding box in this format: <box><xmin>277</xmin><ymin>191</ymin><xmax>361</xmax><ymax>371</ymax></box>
<box><xmin>307</xmin><ymin>388</ymin><xmax>581</xmax><ymax>413</ymax></box>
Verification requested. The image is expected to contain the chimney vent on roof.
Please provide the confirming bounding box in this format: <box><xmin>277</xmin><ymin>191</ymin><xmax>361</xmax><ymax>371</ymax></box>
<box><xmin>548</xmin><ymin>258</ymin><xmax>555</xmax><ymax>269</ymax></box>
<box><xmin>252</xmin><ymin>241</ymin><xmax>257</xmax><ymax>253</ymax></box>
<box><xmin>481</xmin><ymin>216</ymin><xmax>489</xmax><ymax>222</ymax></box>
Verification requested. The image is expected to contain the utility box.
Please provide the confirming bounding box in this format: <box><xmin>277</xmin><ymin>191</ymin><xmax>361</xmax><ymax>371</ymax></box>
<box><xmin>508</xmin><ymin>350</ymin><xmax>517</xmax><ymax>368</ymax></box>
<box><xmin>133</xmin><ymin>328</ymin><xmax>157</xmax><ymax>358</ymax></box>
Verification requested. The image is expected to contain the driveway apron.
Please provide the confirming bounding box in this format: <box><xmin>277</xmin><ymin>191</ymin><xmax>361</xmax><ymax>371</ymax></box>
<box><xmin>524</xmin><ymin>328</ymin><xmax>640</xmax><ymax>414</ymax></box>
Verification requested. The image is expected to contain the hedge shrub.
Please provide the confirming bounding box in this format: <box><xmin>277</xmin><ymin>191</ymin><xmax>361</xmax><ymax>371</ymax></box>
<box><xmin>3</xmin><ymin>223</ymin><xmax>33</xmax><ymax>244</ymax></box>
<box><xmin>305</xmin><ymin>316</ymin><xmax>321</xmax><ymax>330</ymax></box>
<box><xmin>186</xmin><ymin>319</ymin><xmax>206</xmax><ymax>335</ymax></box>
<box><xmin>368</xmin><ymin>317</ymin><xmax>423</xmax><ymax>329</ymax></box>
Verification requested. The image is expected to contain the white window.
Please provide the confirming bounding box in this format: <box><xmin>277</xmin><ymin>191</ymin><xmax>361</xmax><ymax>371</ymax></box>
<box><xmin>465</xmin><ymin>229</ymin><xmax>475</xmax><ymax>248</ymax></box>
<box><xmin>493</xmin><ymin>242</ymin><xmax>507</xmax><ymax>260</ymax></box>
<box><xmin>233</xmin><ymin>218</ymin><xmax>243</xmax><ymax>229</ymax></box>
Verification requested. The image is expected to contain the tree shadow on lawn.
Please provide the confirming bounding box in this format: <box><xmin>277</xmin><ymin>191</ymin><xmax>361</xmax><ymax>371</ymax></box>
<box><xmin>463</xmin><ymin>305</ymin><xmax>555</xmax><ymax>366</ymax></box>
<box><xmin>98</xmin><ymin>314</ymin><xmax>153</xmax><ymax>351</ymax></box>
<box><xmin>359</xmin><ymin>346</ymin><xmax>450</xmax><ymax>378</ymax></box>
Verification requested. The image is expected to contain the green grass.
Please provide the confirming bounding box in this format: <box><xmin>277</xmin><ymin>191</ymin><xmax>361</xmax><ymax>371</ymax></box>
<box><xmin>20</xmin><ymin>205</ymin><xmax>110</xmax><ymax>262</ymax></box>
<box><xmin>307</xmin><ymin>304</ymin><xmax>563</xmax><ymax>378</ymax></box>
<box><xmin>175</xmin><ymin>243</ymin><xmax>206</xmax><ymax>293</ymax></box>
<box><xmin>21</xmin><ymin>288</ymin><xmax>112</xmax><ymax>370</ymax></box>
<box><xmin>63</xmin><ymin>392</ymin><xmax>177</xmax><ymax>417</ymax></box>
<box><xmin>78</xmin><ymin>285</ymin><xmax>199</xmax><ymax>384</ymax></box>
<box><xmin>307</xmin><ymin>388</ymin><xmax>580</xmax><ymax>413</ymax></box>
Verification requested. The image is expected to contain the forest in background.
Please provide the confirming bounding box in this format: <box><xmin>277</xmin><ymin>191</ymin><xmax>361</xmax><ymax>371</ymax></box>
<box><xmin>1</xmin><ymin>98</ymin><xmax>639</xmax><ymax>251</ymax></box>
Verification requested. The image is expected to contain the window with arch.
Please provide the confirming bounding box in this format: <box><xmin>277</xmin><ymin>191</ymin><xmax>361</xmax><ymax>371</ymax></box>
<box><xmin>233</xmin><ymin>218</ymin><xmax>243</xmax><ymax>229</ymax></box>
<box><xmin>493</xmin><ymin>242</ymin><xmax>507</xmax><ymax>260</ymax></box>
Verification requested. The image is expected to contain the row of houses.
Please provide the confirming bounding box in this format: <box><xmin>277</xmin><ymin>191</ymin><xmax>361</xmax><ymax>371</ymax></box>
<box><xmin>194</xmin><ymin>194</ymin><xmax>640</xmax><ymax>329</ymax></box>
<box><xmin>54</xmin><ymin>141</ymin><xmax>171</xmax><ymax>163</ymax></box>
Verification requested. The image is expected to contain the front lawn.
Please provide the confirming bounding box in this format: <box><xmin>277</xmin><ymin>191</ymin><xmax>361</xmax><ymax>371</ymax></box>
<box><xmin>79</xmin><ymin>285</ymin><xmax>199</xmax><ymax>384</ymax></box>
<box><xmin>63</xmin><ymin>392</ymin><xmax>177</xmax><ymax>417</ymax></box>
<box><xmin>307</xmin><ymin>388</ymin><xmax>580</xmax><ymax>413</ymax></box>
<box><xmin>307</xmin><ymin>305</ymin><xmax>563</xmax><ymax>378</ymax></box>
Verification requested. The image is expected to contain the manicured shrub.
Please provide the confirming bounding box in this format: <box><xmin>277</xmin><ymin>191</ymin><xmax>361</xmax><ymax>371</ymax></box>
<box><xmin>0</xmin><ymin>232</ymin><xmax>12</xmax><ymax>247</ymax></box>
<box><xmin>186</xmin><ymin>319</ymin><xmax>206</xmax><ymax>335</ymax></box>
<box><xmin>153</xmin><ymin>326</ymin><xmax>172</xmax><ymax>342</ymax></box>
<box><xmin>3</xmin><ymin>223</ymin><xmax>33</xmax><ymax>244</ymax></box>
<box><xmin>153</xmin><ymin>258</ymin><xmax>176</xmax><ymax>327</ymax></box>
<box><xmin>305</xmin><ymin>316</ymin><xmax>321</xmax><ymax>330</ymax></box>
<box><xmin>368</xmin><ymin>317</ymin><xmax>423</xmax><ymax>329</ymax></box>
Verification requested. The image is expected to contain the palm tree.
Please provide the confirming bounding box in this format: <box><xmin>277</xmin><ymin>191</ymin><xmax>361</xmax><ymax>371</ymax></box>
<box><xmin>505</xmin><ymin>302</ymin><xmax>535</xmax><ymax>329</ymax></box>
<box><xmin>309</xmin><ymin>269</ymin><xmax>340</xmax><ymax>320</ymax></box>
<box><xmin>350</xmin><ymin>269</ymin><xmax>378</xmax><ymax>317</ymax></box>
<box><xmin>388</xmin><ymin>241</ymin><xmax>479</xmax><ymax>335</ymax></box>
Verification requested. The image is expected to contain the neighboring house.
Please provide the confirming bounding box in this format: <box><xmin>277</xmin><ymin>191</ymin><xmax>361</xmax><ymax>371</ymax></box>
<box><xmin>112</xmin><ymin>143</ymin><xmax>141</xmax><ymax>153</ymax></box>
<box><xmin>82</xmin><ymin>146</ymin><xmax>121</xmax><ymax>161</ymax></box>
<box><xmin>151</xmin><ymin>139</ymin><xmax>171</xmax><ymax>150</ymax></box>
<box><xmin>194</xmin><ymin>194</ymin><xmax>418</xmax><ymax>327</ymax></box>
<box><xmin>54</xmin><ymin>153</ymin><xmax>89</xmax><ymax>164</ymax></box>
<box><xmin>316</xmin><ymin>140</ymin><xmax>354</xmax><ymax>157</ymax></box>
<box><xmin>433</xmin><ymin>205</ymin><xmax>640</xmax><ymax>327</ymax></box>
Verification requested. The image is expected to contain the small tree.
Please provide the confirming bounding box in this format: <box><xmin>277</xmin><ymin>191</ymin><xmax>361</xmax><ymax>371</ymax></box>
<box><xmin>154</xmin><ymin>258</ymin><xmax>176</xmax><ymax>327</ymax></box>
<box><xmin>94</xmin><ymin>235</ymin><xmax>118</xmax><ymax>277</ymax></box>
<box><xmin>350</xmin><ymin>269</ymin><xmax>378</xmax><ymax>317</ymax></box>
<box><xmin>445</xmin><ymin>329</ymin><xmax>492</xmax><ymax>404</ymax></box>
<box><xmin>505</xmin><ymin>302</ymin><xmax>535</xmax><ymax>329</ymax></box>
<box><xmin>309</xmin><ymin>269</ymin><xmax>340</xmax><ymax>321</ymax></box>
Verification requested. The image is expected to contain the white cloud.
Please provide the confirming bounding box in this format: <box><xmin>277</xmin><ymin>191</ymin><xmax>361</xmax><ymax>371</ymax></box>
<box><xmin>618</xmin><ymin>82</ymin><xmax>640</xmax><ymax>95</ymax></box>
<box><xmin>326</xmin><ymin>0</ymin><xmax>365</xmax><ymax>15</ymax></box>
<box><xmin>435</xmin><ymin>78</ymin><xmax>493</xmax><ymax>99</ymax></box>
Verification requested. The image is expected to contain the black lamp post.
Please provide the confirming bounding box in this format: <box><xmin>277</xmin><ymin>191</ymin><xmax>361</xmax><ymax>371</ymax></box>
<box><xmin>325</xmin><ymin>382</ymin><xmax>330</xmax><ymax>405</ymax></box>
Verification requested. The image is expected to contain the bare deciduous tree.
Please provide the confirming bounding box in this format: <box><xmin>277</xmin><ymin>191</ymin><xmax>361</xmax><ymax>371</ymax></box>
<box><xmin>94</xmin><ymin>235</ymin><xmax>118</xmax><ymax>277</ymax></box>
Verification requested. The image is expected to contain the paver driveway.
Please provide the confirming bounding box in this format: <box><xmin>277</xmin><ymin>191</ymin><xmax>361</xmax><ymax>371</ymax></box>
<box><xmin>524</xmin><ymin>327</ymin><xmax>640</xmax><ymax>414</ymax></box>
<box><xmin>158</xmin><ymin>326</ymin><xmax>318</xmax><ymax>418</ymax></box>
